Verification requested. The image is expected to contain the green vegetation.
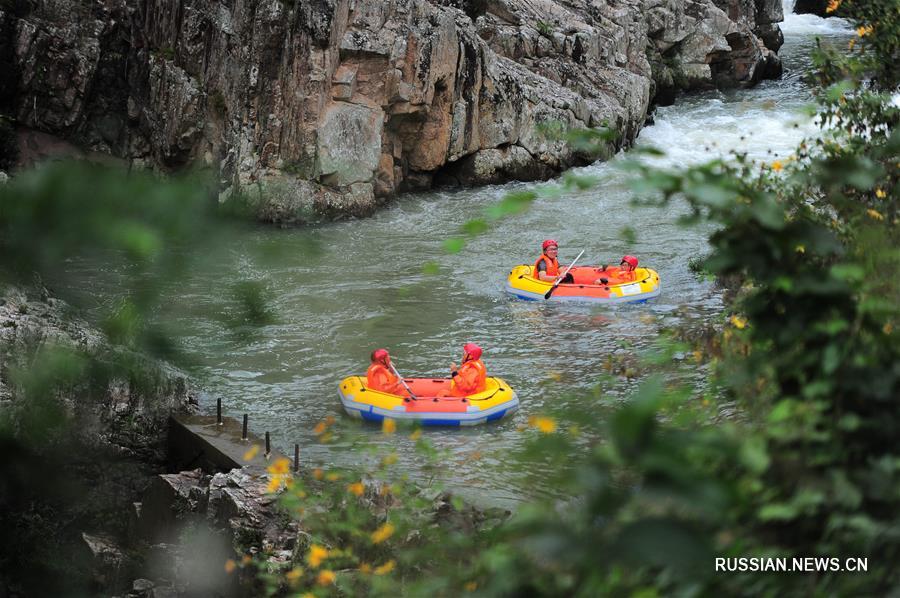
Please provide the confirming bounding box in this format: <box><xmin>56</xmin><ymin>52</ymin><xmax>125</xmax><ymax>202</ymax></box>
<box><xmin>535</xmin><ymin>20</ymin><xmax>555</xmax><ymax>39</ymax></box>
<box><xmin>0</xmin><ymin>165</ymin><xmax>274</xmax><ymax>593</ymax></box>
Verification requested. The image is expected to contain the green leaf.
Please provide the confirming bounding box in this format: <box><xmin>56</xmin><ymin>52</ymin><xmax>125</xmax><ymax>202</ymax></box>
<box><xmin>685</xmin><ymin>183</ymin><xmax>739</xmax><ymax>207</ymax></box>
<box><xmin>619</xmin><ymin>226</ymin><xmax>637</xmax><ymax>245</ymax></box>
<box><xmin>751</xmin><ymin>197</ymin><xmax>786</xmax><ymax>230</ymax></box>
<box><xmin>739</xmin><ymin>437</ymin><xmax>770</xmax><ymax>474</ymax></box>
<box><xmin>112</xmin><ymin>221</ymin><xmax>162</xmax><ymax>260</ymax></box>
<box><xmin>821</xmin><ymin>344</ymin><xmax>842</xmax><ymax>374</ymax></box>
<box><xmin>830</xmin><ymin>264</ymin><xmax>865</xmax><ymax>282</ymax></box>
<box><xmin>631</xmin><ymin>146</ymin><xmax>666</xmax><ymax>157</ymax></box>
<box><xmin>488</xmin><ymin>191</ymin><xmax>538</xmax><ymax>219</ymax></box>
<box><xmin>461</xmin><ymin>219</ymin><xmax>489</xmax><ymax>236</ymax></box>
<box><xmin>768</xmin><ymin>400</ymin><xmax>796</xmax><ymax>423</ymax></box>
<box><xmin>443</xmin><ymin>237</ymin><xmax>466</xmax><ymax>253</ymax></box>
<box><xmin>758</xmin><ymin>503</ymin><xmax>797</xmax><ymax>521</ymax></box>
<box><xmin>825</xmin><ymin>80</ymin><xmax>854</xmax><ymax>102</ymax></box>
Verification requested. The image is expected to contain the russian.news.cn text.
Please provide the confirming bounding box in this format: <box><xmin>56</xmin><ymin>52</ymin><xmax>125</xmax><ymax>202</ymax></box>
<box><xmin>715</xmin><ymin>557</ymin><xmax>867</xmax><ymax>573</ymax></box>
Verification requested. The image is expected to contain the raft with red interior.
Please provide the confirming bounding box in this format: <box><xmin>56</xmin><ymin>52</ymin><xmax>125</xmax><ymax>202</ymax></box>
<box><xmin>337</xmin><ymin>376</ymin><xmax>518</xmax><ymax>426</ymax></box>
<box><xmin>505</xmin><ymin>264</ymin><xmax>661</xmax><ymax>303</ymax></box>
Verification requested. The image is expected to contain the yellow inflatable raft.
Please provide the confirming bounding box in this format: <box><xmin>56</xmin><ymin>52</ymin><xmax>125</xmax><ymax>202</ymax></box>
<box><xmin>506</xmin><ymin>264</ymin><xmax>661</xmax><ymax>303</ymax></box>
<box><xmin>337</xmin><ymin>376</ymin><xmax>518</xmax><ymax>426</ymax></box>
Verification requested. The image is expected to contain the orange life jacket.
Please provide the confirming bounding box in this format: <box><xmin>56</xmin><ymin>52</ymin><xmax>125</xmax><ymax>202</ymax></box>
<box><xmin>450</xmin><ymin>359</ymin><xmax>487</xmax><ymax>397</ymax></box>
<box><xmin>618</xmin><ymin>266</ymin><xmax>637</xmax><ymax>282</ymax></box>
<box><xmin>367</xmin><ymin>363</ymin><xmax>400</xmax><ymax>394</ymax></box>
<box><xmin>533</xmin><ymin>254</ymin><xmax>560</xmax><ymax>278</ymax></box>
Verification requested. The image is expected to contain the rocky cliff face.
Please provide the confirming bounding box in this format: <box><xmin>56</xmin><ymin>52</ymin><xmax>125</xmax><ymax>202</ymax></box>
<box><xmin>2</xmin><ymin>0</ymin><xmax>783</xmax><ymax>223</ymax></box>
<box><xmin>0</xmin><ymin>285</ymin><xmax>198</xmax><ymax>456</ymax></box>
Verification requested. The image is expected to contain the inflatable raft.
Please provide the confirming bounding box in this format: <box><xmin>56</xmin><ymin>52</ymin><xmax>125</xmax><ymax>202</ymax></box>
<box><xmin>337</xmin><ymin>376</ymin><xmax>518</xmax><ymax>426</ymax></box>
<box><xmin>505</xmin><ymin>264</ymin><xmax>661</xmax><ymax>303</ymax></box>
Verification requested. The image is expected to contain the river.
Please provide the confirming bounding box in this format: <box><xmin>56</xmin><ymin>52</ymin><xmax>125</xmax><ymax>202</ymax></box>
<box><xmin>66</xmin><ymin>3</ymin><xmax>850</xmax><ymax>507</ymax></box>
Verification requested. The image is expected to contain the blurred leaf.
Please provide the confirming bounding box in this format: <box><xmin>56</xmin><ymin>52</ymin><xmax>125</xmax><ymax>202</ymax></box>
<box><xmin>619</xmin><ymin>226</ymin><xmax>637</xmax><ymax>245</ymax></box>
<box><xmin>443</xmin><ymin>238</ymin><xmax>466</xmax><ymax>253</ymax></box>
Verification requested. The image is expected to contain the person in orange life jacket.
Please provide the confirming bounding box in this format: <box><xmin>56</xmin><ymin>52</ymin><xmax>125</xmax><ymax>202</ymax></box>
<box><xmin>534</xmin><ymin>239</ymin><xmax>574</xmax><ymax>284</ymax></box>
<box><xmin>437</xmin><ymin>343</ymin><xmax>488</xmax><ymax>397</ymax></box>
<box><xmin>594</xmin><ymin>254</ymin><xmax>639</xmax><ymax>285</ymax></box>
<box><xmin>366</xmin><ymin>348</ymin><xmax>406</xmax><ymax>395</ymax></box>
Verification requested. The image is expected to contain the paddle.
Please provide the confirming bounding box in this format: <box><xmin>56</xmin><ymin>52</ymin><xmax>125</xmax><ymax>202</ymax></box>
<box><xmin>388</xmin><ymin>362</ymin><xmax>419</xmax><ymax>401</ymax></box>
<box><xmin>544</xmin><ymin>249</ymin><xmax>585</xmax><ymax>299</ymax></box>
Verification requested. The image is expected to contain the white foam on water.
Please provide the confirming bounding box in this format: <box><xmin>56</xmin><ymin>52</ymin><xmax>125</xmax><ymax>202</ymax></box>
<box><xmin>781</xmin><ymin>0</ymin><xmax>852</xmax><ymax>36</ymax></box>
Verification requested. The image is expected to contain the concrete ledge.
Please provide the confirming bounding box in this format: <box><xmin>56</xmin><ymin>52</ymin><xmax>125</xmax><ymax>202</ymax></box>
<box><xmin>168</xmin><ymin>414</ymin><xmax>286</xmax><ymax>473</ymax></box>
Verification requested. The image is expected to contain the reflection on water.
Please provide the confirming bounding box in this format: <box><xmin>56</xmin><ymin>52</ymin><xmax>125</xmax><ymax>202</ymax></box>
<box><xmin>64</xmin><ymin>10</ymin><xmax>851</xmax><ymax>508</ymax></box>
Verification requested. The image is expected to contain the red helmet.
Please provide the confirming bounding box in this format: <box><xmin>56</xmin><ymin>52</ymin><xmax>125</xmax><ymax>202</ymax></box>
<box><xmin>542</xmin><ymin>239</ymin><xmax>558</xmax><ymax>251</ymax></box>
<box><xmin>463</xmin><ymin>343</ymin><xmax>482</xmax><ymax>361</ymax></box>
<box><xmin>621</xmin><ymin>255</ymin><xmax>638</xmax><ymax>269</ymax></box>
<box><xmin>371</xmin><ymin>348</ymin><xmax>390</xmax><ymax>364</ymax></box>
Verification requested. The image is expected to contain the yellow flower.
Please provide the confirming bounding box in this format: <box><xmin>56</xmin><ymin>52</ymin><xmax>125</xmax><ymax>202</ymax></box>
<box><xmin>730</xmin><ymin>314</ymin><xmax>748</xmax><ymax>329</ymax></box>
<box><xmin>884</xmin><ymin>323</ymin><xmax>893</xmax><ymax>335</ymax></box>
<box><xmin>313</xmin><ymin>421</ymin><xmax>327</xmax><ymax>435</ymax></box>
<box><xmin>313</xmin><ymin>468</ymin><xmax>324</xmax><ymax>480</ymax></box>
<box><xmin>409</xmin><ymin>429</ymin><xmax>422</xmax><ymax>441</ymax></box>
<box><xmin>856</xmin><ymin>25</ymin><xmax>873</xmax><ymax>37</ymax></box>
<box><xmin>266</xmin><ymin>476</ymin><xmax>284</xmax><ymax>493</ymax></box>
<box><xmin>848</xmin><ymin>38</ymin><xmax>857</xmax><ymax>50</ymax></box>
<box><xmin>374</xmin><ymin>560</ymin><xmax>396</xmax><ymax>575</ymax></box>
<box><xmin>325</xmin><ymin>472</ymin><xmax>340</xmax><ymax>482</ymax></box>
<box><xmin>875</xmin><ymin>188</ymin><xmax>887</xmax><ymax>199</ymax></box>
<box><xmin>285</xmin><ymin>567</ymin><xmax>303</xmax><ymax>583</ymax></box>
<box><xmin>770</xmin><ymin>160</ymin><xmax>783</xmax><ymax>171</ymax></box>
<box><xmin>243</xmin><ymin>445</ymin><xmax>260</xmax><ymax>462</ymax></box>
<box><xmin>826</xmin><ymin>0</ymin><xmax>840</xmax><ymax>13</ymax></box>
<box><xmin>527</xmin><ymin>415</ymin><xmax>557</xmax><ymax>434</ymax></box>
<box><xmin>867</xmin><ymin>209</ymin><xmax>885</xmax><ymax>221</ymax></box>
<box><xmin>307</xmin><ymin>544</ymin><xmax>329</xmax><ymax>568</ymax></box>
<box><xmin>465</xmin><ymin>581</ymin><xmax>478</xmax><ymax>592</ymax></box>
<box><xmin>224</xmin><ymin>559</ymin><xmax>236</xmax><ymax>573</ymax></box>
<box><xmin>359</xmin><ymin>563</ymin><xmax>372</xmax><ymax>574</ymax></box>
<box><xmin>348</xmin><ymin>482</ymin><xmax>365</xmax><ymax>497</ymax></box>
<box><xmin>241</xmin><ymin>554</ymin><xmax>252</xmax><ymax>565</ymax></box>
<box><xmin>795</xmin><ymin>244</ymin><xmax>805</xmax><ymax>254</ymax></box>
<box><xmin>316</xmin><ymin>570</ymin><xmax>336</xmax><ymax>585</ymax></box>
<box><xmin>267</xmin><ymin>457</ymin><xmax>290</xmax><ymax>475</ymax></box>
<box><xmin>382</xmin><ymin>418</ymin><xmax>397</xmax><ymax>434</ymax></box>
<box><xmin>371</xmin><ymin>522</ymin><xmax>395</xmax><ymax>544</ymax></box>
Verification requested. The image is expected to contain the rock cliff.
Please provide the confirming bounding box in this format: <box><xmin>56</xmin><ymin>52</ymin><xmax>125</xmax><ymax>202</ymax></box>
<box><xmin>1</xmin><ymin>0</ymin><xmax>783</xmax><ymax>223</ymax></box>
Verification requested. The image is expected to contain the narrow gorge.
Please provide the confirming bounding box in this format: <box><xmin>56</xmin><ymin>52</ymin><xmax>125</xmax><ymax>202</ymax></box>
<box><xmin>4</xmin><ymin>0</ymin><xmax>783</xmax><ymax>221</ymax></box>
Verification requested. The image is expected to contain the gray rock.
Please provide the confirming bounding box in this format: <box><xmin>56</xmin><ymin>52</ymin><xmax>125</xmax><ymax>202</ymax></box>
<box><xmin>0</xmin><ymin>285</ymin><xmax>198</xmax><ymax>455</ymax></box>
<box><xmin>132</xmin><ymin>578</ymin><xmax>155</xmax><ymax>594</ymax></box>
<box><xmin>7</xmin><ymin>0</ymin><xmax>783</xmax><ymax>222</ymax></box>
